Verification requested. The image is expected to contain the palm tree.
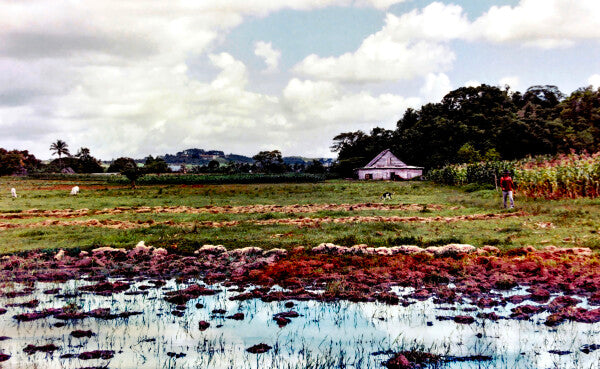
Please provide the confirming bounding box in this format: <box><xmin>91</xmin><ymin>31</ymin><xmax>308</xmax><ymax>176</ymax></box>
<box><xmin>76</xmin><ymin>147</ymin><xmax>91</xmax><ymax>160</ymax></box>
<box><xmin>50</xmin><ymin>140</ymin><xmax>70</xmax><ymax>170</ymax></box>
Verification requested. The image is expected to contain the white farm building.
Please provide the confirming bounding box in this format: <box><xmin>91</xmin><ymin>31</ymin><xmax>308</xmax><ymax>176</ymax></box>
<box><xmin>357</xmin><ymin>149</ymin><xmax>423</xmax><ymax>180</ymax></box>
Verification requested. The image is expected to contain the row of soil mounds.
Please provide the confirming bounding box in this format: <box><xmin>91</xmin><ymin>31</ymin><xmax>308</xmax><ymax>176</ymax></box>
<box><xmin>1</xmin><ymin>243</ymin><xmax>600</xmax><ymax>326</ymax></box>
<box><xmin>0</xmin><ymin>211</ymin><xmax>526</xmax><ymax>230</ymax></box>
<box><xmin>0</xmin><ymin>202</ymin><xmax>443</xmax><ymax>219</ymax></box>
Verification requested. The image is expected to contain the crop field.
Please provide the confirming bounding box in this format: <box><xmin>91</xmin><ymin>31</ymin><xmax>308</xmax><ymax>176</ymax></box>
<box><xmin>1</xmin><ymin>177</ymin><xmax>600</xmax><ymax>368</ymax></box>
<box><xmin>1</xmin><ymin>176</ymin><xmax>599</xmax><ymax>254</ymax></box>
<box><xmin>429</xmin><ymin>152</ymin><xmax>600</xmax><ymax>199</ymax></box>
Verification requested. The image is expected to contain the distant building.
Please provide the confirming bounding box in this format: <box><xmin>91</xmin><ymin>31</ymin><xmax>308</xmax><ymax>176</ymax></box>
<box><xmin>357</xmin><ymin>149</ymin><xmax>423</xmax><ymax>180</ymax></box>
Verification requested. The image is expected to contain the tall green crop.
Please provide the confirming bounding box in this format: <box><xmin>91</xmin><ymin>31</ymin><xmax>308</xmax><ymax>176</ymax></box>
<box><xmin>429</xmin><ymin>152</ymin><xmax>600</xmax><ymax>199</ymax></box>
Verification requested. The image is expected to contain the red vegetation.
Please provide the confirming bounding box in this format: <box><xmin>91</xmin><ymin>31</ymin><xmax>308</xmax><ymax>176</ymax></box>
<box><xmin>70</xmin><ymin>330</ymin><xmax>94</xmax><ymax>338</ymax></box>
<box><xmin>79</xmin><ymin>281</ymin><xmax>130</xmax><ymax>295</ymax></box>
<box><xmin>78</xmin><ymin>350</ymin><xmax>115</xmax><ymax>360</ymax></box>
<box><xmin>164</xmin><ymin>285</ymin><xmax>219</xmax><ymax>304</ymax></box>
<box><xmin>246</xmin><ymin>343</ymin><xmax>272</xmax><ymax>354</ymax></box>
<box><xmin>453</xmin><ymin>315</ymin><xmax>475</xmax><ymax>324</ymax></box>
<box><xmin>198</xmin><ymin>321</ymin><xmax>210</xmax><ymax>331</ymax></box>
<box><xmin>23</xmin><ymin>344</ymin><xmax>59</xmax><ymax>355</ymax></box>
<box><xmin>2</xmin><ymin>245</ymin><xmax>600</xmax><ymax>327</ymax></box>
<box><xmin>383</xmin><ymin>351</ymin><xmax>441</xmax><ymax>369</ymax></box>
<box><xmin>226</xmin><ymin>313</ymin><xmax>244</xmax><ymax>320</ymax></box>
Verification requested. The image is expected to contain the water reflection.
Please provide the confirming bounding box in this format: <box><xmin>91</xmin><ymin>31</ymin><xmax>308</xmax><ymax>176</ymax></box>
<box><xmin>0</xmin><ymin>279</ymin><xmax>598</xmax><ymax>368</ymax></box>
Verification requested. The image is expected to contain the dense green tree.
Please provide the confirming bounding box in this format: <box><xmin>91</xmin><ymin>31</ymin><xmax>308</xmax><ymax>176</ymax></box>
<box><xmin>252</xmin><ymin>150</ymin><xmax>287</xmax><ymax>173</ymax></box>
<box><xmin>72</xmin><ymin>147</ymin><xmax>103</xmax><ymax>173</ymax></box>
<box><xmin>554</xmin><ymin>86</ymin><xmax>600</xmax><ymax>152</ymax></box>
<box><xmin>510</xmin><ymin>85</ymin><xmax>565</xmax><ymax>156</ymax></box>
<box><xmin>144</xmin><ymin>156</ymin><xmax>170</xmax><ymax>173</ymax></box>
<box><xmin>207</xmin><ymin>160</ymin><xmax>220</xmax><ymax>172</ymax></box>
<box><xmin>0</xmin><ymin>149</ymin><xmax>42</xmax><ymax>176</ymax></box>
<box><xmin>305</xmin><ymin>160</ymin><xmax>325</xmax><ymax>174</ymax></box>
<box><xmin>331</xmin><ymin>84</ymin><xmax>600</xmax><ymax>173</ymax></box>
<box><xmin>75</xmin><ymin>147</ymin><xmax>91</xmax><ymax>160</ymax></box>
<box><xmin>107</xmin><ymin>157</ymin><xmax>137</xmax><ymax>173</ymax></box>
<box><xmin>121</xmin><ymin>161</ymin><xmax>144</xmax><ymax>188</ymax></box>
<box><xmin>456</xmin><ymin>143</ymin><xmax>481</xmax><ymax>163</ymax></box>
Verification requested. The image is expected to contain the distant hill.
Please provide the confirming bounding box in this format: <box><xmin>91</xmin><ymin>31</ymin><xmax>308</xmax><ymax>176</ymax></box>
<box><xmin>282</xmin><ymin>156</ymin><xmax>334</xmax><ymax>166</ymax></box>
<box><xmin>147</xmin><ymin>148</ymin><xmax>333</xmax><ymax>167</ymax></box>
<box><xmin>159</xmin><ymin>148</ymin><xmax>251</xmax><ymax>165</ymax></box>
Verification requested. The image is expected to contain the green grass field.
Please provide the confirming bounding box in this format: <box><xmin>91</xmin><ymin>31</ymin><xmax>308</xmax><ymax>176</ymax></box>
<box><xmin>1</xmin><ymin>177</ymin><xmax>599</xmax><ymax>254</ymax></box>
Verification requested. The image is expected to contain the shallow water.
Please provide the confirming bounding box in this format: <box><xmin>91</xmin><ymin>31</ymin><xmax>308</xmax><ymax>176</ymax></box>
<box><xmin>0</xmin><ymin>279</ymin><xmax>599</xmax><ymax>369</ymax></box>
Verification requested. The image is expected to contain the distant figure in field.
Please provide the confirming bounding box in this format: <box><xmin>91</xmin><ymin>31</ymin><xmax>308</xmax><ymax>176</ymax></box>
<box><xmin>70</xmin><ymin>186</ymin><xmax>80</xmax><ymax>195</ymax></box>
<box><xmin>381</xmin><ymin>192</ymin><xmax>393</xmax><ymax>201</ymax></box>
<box><xmin>500</xmin><ymin>170</ymin><xmax>515</xmax><ymax>208</ymax></box>
<box><xmin>11</xmin><ymin>188</ymin><xmax>17</xmax><ymax>198</ymax></box>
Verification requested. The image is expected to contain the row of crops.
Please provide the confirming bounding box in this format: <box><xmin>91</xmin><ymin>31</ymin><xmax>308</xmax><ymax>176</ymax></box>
<box><xmin>428</xmin><ymin>152</ymin><xmax>600</xmax><ymax>198</ymax></box>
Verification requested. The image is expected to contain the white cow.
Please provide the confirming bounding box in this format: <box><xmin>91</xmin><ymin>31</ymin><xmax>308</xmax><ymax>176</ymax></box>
<box><xmin>70</xmin><ymin>186</ymin><xmax>80</xmax><ymax>195</ymax></box>
<box><xmin>11</xmin><ymin>188</ymin><xmax>17</xmax><ymax>198</ymax></box>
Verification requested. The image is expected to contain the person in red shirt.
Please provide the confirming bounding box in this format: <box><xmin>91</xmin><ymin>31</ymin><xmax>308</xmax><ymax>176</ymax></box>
<box><xmin>500</xmin><ymin>170</ymin><xmax>515</xmax><ymax>208</ymax></box>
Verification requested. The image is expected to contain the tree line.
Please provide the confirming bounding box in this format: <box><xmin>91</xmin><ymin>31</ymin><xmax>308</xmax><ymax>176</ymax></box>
<box><xmin>331</xmin><ymin>85</ymin><xmax>600</xmax><ymax>176</ymax></box>
<box><xmin>0</xmin><ymin>143</ymin><xmax>327</xmax><ymax>179</ymax></box>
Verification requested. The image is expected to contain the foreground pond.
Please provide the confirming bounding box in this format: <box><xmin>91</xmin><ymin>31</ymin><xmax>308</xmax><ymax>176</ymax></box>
<box><xmin>1</xmin><ymin>279</ymin><xmax>599</xmax><ymax>369</ymax></box>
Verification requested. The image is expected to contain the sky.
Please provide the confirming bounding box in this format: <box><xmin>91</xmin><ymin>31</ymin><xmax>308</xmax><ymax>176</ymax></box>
<box><xmin>0</xmin><ymin>0</ymin><xmax>599</xmax><ymax>160</ymax></box>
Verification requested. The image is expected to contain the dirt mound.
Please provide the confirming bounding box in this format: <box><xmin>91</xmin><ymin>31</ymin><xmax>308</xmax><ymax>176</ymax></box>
<box><xmin>0</xmin><ymin>203</ymin><xmax>442</xmax><ymax>219</ymax></box>
<box><xmin>0</xmin><ymin>211</ymin><xmax>526</xmax><ymax>230</ymax></box>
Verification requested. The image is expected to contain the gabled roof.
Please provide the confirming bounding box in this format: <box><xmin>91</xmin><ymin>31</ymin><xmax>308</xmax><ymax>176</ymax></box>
<box><xmin>364</xmin><ymin>149</ymin><xmax>406</xmax><ymax>168</ymax></box>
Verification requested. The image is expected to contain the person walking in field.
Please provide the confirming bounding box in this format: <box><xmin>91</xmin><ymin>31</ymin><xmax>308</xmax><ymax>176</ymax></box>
<box><xmin>500</xmin><ymin>170</ymin><xmax>515</xmax><ymax>208</ymax></box>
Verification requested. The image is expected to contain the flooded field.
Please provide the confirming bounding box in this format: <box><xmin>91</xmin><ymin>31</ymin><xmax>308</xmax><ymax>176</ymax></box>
<box><xmin>1</xmin><ymin>277</ymin><xmax>600</xmax><ymax>369</ymax></box>
<box><xmin>0</xmin><ymin>224</ymin><xmax>599</xmax><ymax>369</ymax></box>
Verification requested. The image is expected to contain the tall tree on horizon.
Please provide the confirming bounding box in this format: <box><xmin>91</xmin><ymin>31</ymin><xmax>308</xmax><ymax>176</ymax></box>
<box><xmin>75</xmin><ymin>147</ymin><xmax>91</xmax><ymax>160</ymax></box>
<box><xmin>50</xmin><ymin>139</ymin><xmax>70</xmax><ymax>170</ymax></box>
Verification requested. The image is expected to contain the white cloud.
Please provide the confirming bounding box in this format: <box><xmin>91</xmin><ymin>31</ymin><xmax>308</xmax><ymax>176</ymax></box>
<box><xmin>588</xmin><ymin>74</ymin><xmax>600</xmax><ymax>89</ymax></box>
<box><xmin>499</xmin><ymin>76</ymin><xmax>521</xmax><ymax>91</ymax></box>
<box><xmin>292</xmin><ymin>0</ymin><xmax>600</xmax><ymax>85</ymax></box>
<box><xmin>355</xmin><ymin>0</ymin><xmax>409</xmax><ymax>10</ymax></box>
<box><xmin>0</xmin><ymin>0</ymin><xmax>426</xmax><ymax>159</ymax></box>
<box><xmin>294</xmin><ymin>3</ymin><xmax>466</xmax><ymax>83</ymax></box>
<box><xmin>254</xmin><ymin>41</ymin><xmax>281</xmax><ymax>73</ymax></box>
<box><xmin>471</xmin><ymin>0</ymin><xmax>600</xmax><ymax>48</ymax></box>
<box><xmin>464</xmin><ymin>80</ymin><xmax>481</xmax><ymax>88</ymax></box>
<box><xmin>1</xmin><ymin>0</ymin><xmax>600</xmax><ymax>159</ymax></box>
<box><xmin>420</xmin><ymin>73</ymin><xmax>451</xmax><ymax>102</ymax></box>
<box><xmin>383</xmin><ymin>2</ymin><xmax>469</xmax><ymax>41</ymax></box>
<box><xmin>283</xmin><ymin>78</ymin><xmax>420</xmax><ymax>124</ymax></box>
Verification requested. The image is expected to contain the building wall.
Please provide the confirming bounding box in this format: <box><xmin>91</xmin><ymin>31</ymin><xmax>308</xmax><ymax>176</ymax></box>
<box><xmin>357</xmin><ymin>168</ymin><xmax>422</xmax><ymax>180</ymax></box>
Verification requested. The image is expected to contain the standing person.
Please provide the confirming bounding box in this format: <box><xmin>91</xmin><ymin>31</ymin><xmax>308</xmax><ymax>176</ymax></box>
<box><xmin>500</xmin><ymin>170</ymin><xmax>515</xmax><ymax>208</ymax></box>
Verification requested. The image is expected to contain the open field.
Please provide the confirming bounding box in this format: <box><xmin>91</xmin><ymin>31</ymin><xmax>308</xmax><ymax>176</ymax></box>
<box><xmin>2</xmin><ymin>177</ymin><xmax>600</xmax><ymax>368</ymax></box>
<box><xmin>1</xmin><ymin>177</ymin><xmax>599</xmax><ymax>254</ymax></box>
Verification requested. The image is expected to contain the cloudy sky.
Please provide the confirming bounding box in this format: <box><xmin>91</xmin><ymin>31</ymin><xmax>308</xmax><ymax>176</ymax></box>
<box><xmin>1</xmin><ymin>0</ymin><xmax>599</xmax><ymax>160</ymax></box>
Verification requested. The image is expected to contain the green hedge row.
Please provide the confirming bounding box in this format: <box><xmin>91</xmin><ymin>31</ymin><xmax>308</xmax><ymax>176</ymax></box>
<box><xmin>136</xmin><ymin>173</ymin><xmax>329</xmax><ymax>185</ymax></box>
<box><xmin>27</xmin><ymin>173</ymin><xmax>120</xmax><ymax>182</ymax></box>
<box><xmin>27</xmin><ymin>172</ymin><xmax>330</xmax><ymax>185</ymax></box>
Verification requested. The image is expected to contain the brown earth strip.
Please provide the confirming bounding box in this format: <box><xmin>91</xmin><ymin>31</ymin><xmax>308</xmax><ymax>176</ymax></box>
<box><xmin>15</xmin><ymin>185</ymin><xmax>127</xmax><ymax>191</ymax></box>
<box><xmin>0</xmin><ymin>212</ymin><xmax>526</xmax><ymax>230</ymax></box>
<box><xmin>0</xmin><ymin>203</ymin><xmax>442</xmax><ymax>220</ymax></box>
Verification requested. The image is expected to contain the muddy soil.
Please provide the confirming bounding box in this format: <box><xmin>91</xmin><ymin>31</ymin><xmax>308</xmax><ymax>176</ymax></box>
<box><xmin>0</xmin><ymin>203</ymin><xmax>442</xmax><ymax>219</ymax></box>
<box><xmin>0</xmin><ymin>211</ymin><xmax>526</xmax><ymax>230</ymax></box>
